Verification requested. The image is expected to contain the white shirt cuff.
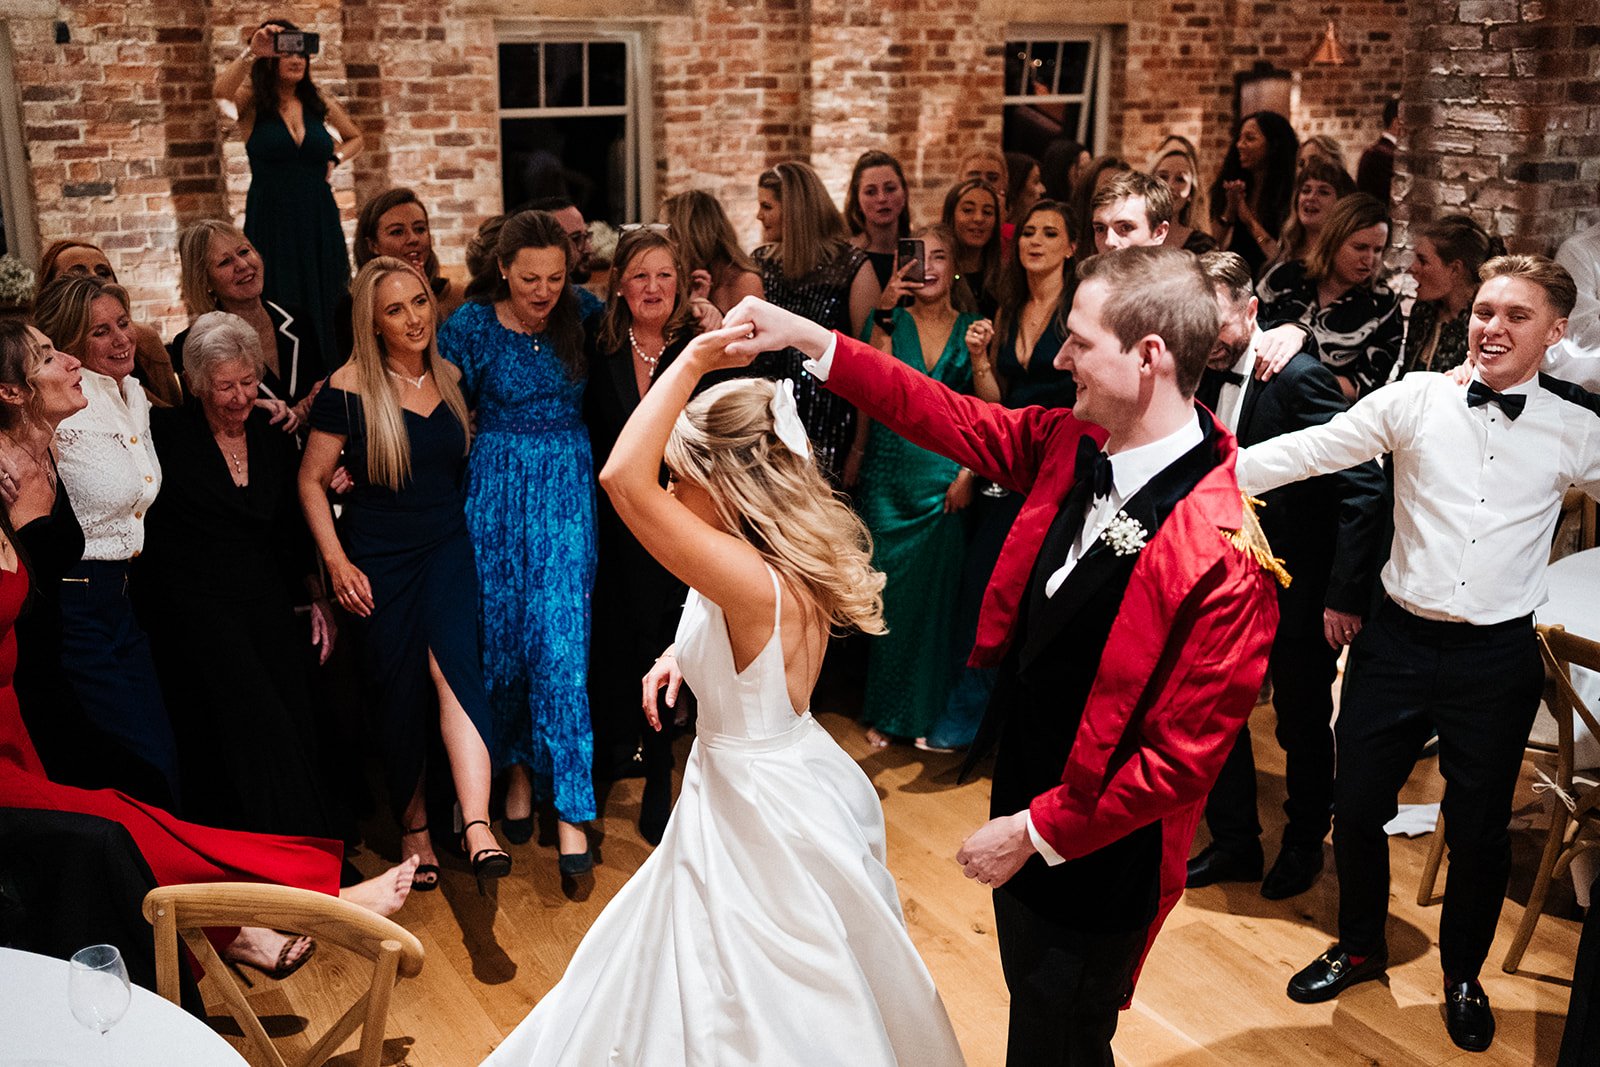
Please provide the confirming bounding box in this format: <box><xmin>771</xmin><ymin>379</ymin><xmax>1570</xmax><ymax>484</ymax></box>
<box><xmin>801</xmin><ymin>333</ymin><xmax>838</xmax><ymax>381</ymax></box>
<box><xmin>1025</xmin><ymin>811</ymin><xmax>1066</xmax><ymax>866</ymax></box>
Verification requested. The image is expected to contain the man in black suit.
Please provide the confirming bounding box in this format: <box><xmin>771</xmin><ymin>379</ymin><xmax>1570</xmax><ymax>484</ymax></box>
<box><xmin>1186</xmin><ymin>251</ymin><xmax>1387</xmax><ymax>899</ymax></box>
<box><xmin>1356</xmin><ymin>98</ymin><xmax>1401</xmax><ymax>204</ymax></box>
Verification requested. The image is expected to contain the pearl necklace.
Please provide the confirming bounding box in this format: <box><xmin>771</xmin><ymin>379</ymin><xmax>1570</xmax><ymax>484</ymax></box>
<box><xmin>628</xmin><ymin>327</ymin><xmax>664</xmax><ymax>370</ymax></box>
<box><xmin>385</xmin><ymin>366</ymin><xmax>429</xmax><ymax>389</ymax></box>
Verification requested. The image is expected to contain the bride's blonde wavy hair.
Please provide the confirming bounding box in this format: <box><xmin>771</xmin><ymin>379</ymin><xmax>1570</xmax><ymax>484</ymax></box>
<box><xmin>664</xmin><ymin>379</ymin><xmax>886</xmax><ymax>635</ymax></box>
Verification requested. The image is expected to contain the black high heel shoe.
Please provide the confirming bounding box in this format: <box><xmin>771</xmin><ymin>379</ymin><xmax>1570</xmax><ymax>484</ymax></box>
<box><xmin>400</xmin><ymin>823</ymin><xmax>440</xmax><ymax>891</ymax></box>
<box><xmin>462</xmin><ymin>819</ymin><xmax>512</xmax><ymax>894</ymax></box>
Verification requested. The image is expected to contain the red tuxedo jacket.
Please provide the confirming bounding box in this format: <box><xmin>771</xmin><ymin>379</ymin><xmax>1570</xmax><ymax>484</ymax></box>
<box><xmin>824</xmin><ymin>333</ymin><xmax>1280</xmax><ymax>987</ymax></box>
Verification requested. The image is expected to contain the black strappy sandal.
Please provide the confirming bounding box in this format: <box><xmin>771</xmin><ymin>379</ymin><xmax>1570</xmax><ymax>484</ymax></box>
<box><xmin>401</xmin><ymin>823</ymin><xmax>441</xmax><ymax>891</ymax></box>
<box><xmin>461</xmin><ymin>819</ymin><xmax>512</xmax><ymax>894</ymax></box>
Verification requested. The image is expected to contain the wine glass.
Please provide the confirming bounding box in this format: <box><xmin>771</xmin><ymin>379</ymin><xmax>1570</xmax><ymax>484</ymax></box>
<box><xmin>68</xmin><ymin>943</ymin><xmax>131</xmax><ymax>1064</ymax></box>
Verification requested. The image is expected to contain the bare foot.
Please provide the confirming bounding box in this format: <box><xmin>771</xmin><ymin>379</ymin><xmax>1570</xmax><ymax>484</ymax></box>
<box><xmin>339</xmin><ymin>855</ymin><xmax>419</xmax><ymax>917</ymax></box>
<box><xmin>865</xmin><ymin>727</ymin><xmax>892</xmax><ymax>749</ymax></box>
<box><xmin>225</xmin><ymin>926</ymin><xmax>313</xmax><ymax>974</ymax></box>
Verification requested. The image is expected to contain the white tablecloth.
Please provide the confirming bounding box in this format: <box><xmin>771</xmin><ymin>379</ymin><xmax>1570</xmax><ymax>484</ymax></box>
<box><xmin>1537</xmin><ymin>547</ymin><xmax>1600</xmax><ymax>771</ymax></box>
<box><xmin>0</xmin><ymin>946</ymin><xmax>246</xmax><ymax>1066</ymax></box>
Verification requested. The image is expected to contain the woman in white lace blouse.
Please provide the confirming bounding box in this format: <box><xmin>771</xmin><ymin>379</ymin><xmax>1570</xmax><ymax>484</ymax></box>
<box><xmin>32</xmin><ymin>274</ymin><xmax>180</xmax><ymax>811</ymax></box>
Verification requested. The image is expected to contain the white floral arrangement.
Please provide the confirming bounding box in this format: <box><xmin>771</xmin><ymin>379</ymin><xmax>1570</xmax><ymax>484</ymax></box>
<box><xmin>1102</xmin><ymin>511</ymin><xmax>1149</xmax><ymax>557</ymax></box>
<box><xmin>588</xmin><ymin>220</ymin><xmax>621</xmax><ymax>267</ymax></box>
<box><xmin>0</xmin><ymin>254</ymin><xmax>36</xmax><ymax>308</ymax></box>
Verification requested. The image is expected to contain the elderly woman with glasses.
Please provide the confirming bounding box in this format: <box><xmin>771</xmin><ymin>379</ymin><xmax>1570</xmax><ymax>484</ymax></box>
<box><xmin>135</xmin><ymin>311</ymin><xmax>340</xmax><ymax>840</ymax></box>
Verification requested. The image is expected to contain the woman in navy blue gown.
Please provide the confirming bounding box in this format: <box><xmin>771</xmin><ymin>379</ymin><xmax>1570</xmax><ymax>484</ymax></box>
<box><xmin>300</xmin><ymin>257</ymin><xmax>509</xmax><ymax>894</ymax></box>
<box><xmin>214</xmin><ymin>18</ymin><xmax>364</xmax><ymax>360</ymax></box>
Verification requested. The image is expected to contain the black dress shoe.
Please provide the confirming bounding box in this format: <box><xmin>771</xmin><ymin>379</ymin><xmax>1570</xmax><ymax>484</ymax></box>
<box><xmin>1185</xmin><ymin>844</ymin><xmax>1263</xmax><ymax>888</ymax></box>
<box><xmin>1445</xmin><ymin>980</ymin><xmax>1495</xmax><ymax>1052</ymax></box>
<box><xmin>1261</xmin><ymin>843</ymin><xmax>1324</xmax><ymax>900</ymax></box>
<box><xmin>1287</xmin><ymin>945</ymin><xmax>1387</xmax><ymax>1003</ymax></box>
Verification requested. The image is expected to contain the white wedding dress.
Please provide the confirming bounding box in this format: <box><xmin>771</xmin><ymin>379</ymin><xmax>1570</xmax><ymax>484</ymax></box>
<box><xmin>482</xmin><ymin>568</ymin><xmax>967</xmax><ymax>1066</ymax></box>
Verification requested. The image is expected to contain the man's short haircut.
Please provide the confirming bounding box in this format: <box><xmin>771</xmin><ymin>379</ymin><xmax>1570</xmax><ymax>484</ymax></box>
<box><xmin>1382</xmin><ymin>97</ymin><xmax>1400</xmax><ymax>128</ymax></box>
<box><xmin>1076</xmin><ymin>246</ymin><xmax>1217</xmax><ymax>398</ymax></box>
<box><xmin>1479</xmin><ymin>254</ymin><xmax>1577</xmax><ymax>318</ymax></box>
<box><xmin>1089</xmin><ymin>171</ymin><xmax>1174</xmax><ymax>230</ymax></box>
<box><xmin>1198</xmin><ymin>250</ymin><xmax>1255</xmax><ymax>305</ymax></box>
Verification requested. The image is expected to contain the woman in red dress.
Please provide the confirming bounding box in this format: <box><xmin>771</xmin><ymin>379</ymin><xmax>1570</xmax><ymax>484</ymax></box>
<box><xmin>0</xmin><ymin>321</ymin><xmax>414</xmax><ymax>975</ymax></box>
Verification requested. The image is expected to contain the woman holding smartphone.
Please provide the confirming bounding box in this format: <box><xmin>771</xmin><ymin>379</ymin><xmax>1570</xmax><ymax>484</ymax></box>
<box><xmin>854</xmin><ymin>225</ymin><xmax>976</xmax><ymax>749</ymax></box>
<box><xmin>214</xmin><ymin>18</ymin><xmax>364</xmax><ymax>360</ymax></box>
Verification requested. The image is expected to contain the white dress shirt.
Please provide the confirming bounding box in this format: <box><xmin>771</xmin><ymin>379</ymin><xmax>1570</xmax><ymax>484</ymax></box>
<box><xmin>1210</xmin><ymin>331</ymin><xmax>1259</xmax><ymax>435</ymax></box>
<box><xmin>1237</xmin><ymin>370</ymin><xmax>1600</xmax><ymax>624</ymax></box>
<box><xmin>1041</xmin><ymin>416</ymin><xmax>1205</xmax><ymax>597</ymax></box>
<box><xmin>1557</xmin><ymin>220</ymin><xmax>1600</xmax><ymax>352</ymax></box>
<box><xmin>55</xmin><ymin>368</ymin><xmax>161</xmax><ymax>562</ymax></box>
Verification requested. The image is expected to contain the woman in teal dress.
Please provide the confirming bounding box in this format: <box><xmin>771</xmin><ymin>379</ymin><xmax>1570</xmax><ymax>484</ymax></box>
<box><xmin>854</xmin><ymin>225</ymin><xmax>976</xmax><ymax>747</ymax></box>
<box><xmin>437</xmin><ymin>210</ymin><xmax>599</xmax><ymax>882</ymax></box>
<box><xmin>214</xmin><ymin>19</ymin><xmax>364</xmax><ymax>361</ymax></box>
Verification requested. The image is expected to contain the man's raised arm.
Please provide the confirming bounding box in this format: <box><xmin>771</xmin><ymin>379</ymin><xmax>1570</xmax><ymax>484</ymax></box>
<box><xmin>723</xmin><ymin>297</ymin><xmax>1074</xmax><ymax>494</ymax></box>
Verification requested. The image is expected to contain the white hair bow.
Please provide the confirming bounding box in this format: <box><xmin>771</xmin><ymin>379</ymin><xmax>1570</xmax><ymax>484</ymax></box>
<box><xmin>770</xmin><ymin>379</ymin><xmax>811</xmax><ymax>459</ymax></box>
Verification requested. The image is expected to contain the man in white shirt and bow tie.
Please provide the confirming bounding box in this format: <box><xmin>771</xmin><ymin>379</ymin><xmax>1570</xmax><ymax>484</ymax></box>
<box><xmin>1237</xmin><ymin>254</ymin><xmax>1595</xmax><ymax>1053</ymax></box>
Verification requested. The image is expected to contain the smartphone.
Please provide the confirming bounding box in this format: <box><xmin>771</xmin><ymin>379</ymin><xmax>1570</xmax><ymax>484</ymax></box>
<box><xmin>897</xmin><ymin>238</ymin><xmax>926</xmax><ymax>285</ymax></box>
<box><xmin>274</xmin><ymin>30</ymin><xmax>321</xmax><ymax>56</ymax></box>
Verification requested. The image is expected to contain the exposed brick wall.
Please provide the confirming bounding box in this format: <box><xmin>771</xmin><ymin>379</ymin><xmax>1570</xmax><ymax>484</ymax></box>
<box><xmin>1395</xmin><ymin>0</ymin><xmax>1600</xmax><ymax>256</ymax></box>
<box><xmin>1113</xmin><ymin>0</ymin><xmax>1408</xmax><ymax>185</ymax></box>
<box><xmin>16</xmin><ymin>0</ymin><xmax>1591</xmax><ymax>335</ymax></box>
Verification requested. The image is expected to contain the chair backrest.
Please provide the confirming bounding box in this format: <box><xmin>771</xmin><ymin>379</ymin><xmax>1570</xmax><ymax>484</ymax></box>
<box><xmin>1536</xmin><ymin>625</ymin><xmax>1600</xmax><ymax>801</ymax></box>
<box><xmin>142</xmin><ymin>882</ymin><xmax>424</xmax><ymax>1067</ymax></box>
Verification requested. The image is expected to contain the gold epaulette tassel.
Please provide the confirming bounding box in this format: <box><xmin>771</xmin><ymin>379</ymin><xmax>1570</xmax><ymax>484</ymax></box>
<box><xmin>1220</xmin><ymin>493</ymin><xmax>1292</xmax><ymax>589</ymax></box>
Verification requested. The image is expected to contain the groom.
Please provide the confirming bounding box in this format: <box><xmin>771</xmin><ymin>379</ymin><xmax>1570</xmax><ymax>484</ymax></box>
<box><xmin>726</xmin><ymin>246</ymin><xmax>1282</xmax><ymax>1065</ymax></box>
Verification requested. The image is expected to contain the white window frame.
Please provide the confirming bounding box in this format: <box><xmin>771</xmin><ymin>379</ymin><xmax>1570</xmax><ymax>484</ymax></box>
<box><xmin>493</xmin><ymin>22</ymin><xmax>655</xmax><ymax>222</ymax></box>
<box><xmin>1002</xmin><ymin>26</ymin><xmax>1112</xmax><ymax>155</ymax></box>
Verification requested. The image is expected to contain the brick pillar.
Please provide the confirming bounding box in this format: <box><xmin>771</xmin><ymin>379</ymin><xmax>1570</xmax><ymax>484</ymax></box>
<box><xmin>655</xmin><ymin>0</ymin><xmax>814</xmax><ymax>247</ymax></box>
<box><xmin>1397</xmin><ymin>0</ymin><xmax>1600</xmax><ymax>254</ymax></box>
<box><xmin>338</xmin><ymin>0</ymin><xmax>500</xmax><ymax>275</ymax></box>
<box><xmin>14</xmin><ymin>0</ymin><xmax>226</xmax><ymax>330</ymax></box>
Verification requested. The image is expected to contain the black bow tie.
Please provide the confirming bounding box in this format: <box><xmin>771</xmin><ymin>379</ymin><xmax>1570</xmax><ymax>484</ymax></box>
<box><xmin>1074</xmin><ymin>435</ymin><xmax>1114</xmax><ymax>499</ymax></box>
<box><xmin>1466</xmin><ymin>379</ymin><xmax>1526</xmax><ymax>421</ymax></box>
<box><xmin>1207</xmin><ymin>368</ymin><xmax>1246</xmax><ymax>387</ymax></box>
<box><xmin>1196</xmin><ymin>367</ymin><xmax>1246</xmax><ymax>411</ymax></box>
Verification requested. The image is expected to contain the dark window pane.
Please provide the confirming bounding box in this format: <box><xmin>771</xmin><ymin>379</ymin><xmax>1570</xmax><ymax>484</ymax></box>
<box><xmin>1059</xmin><ymin>42</ymin><xmax>1091</xmax><ymax>94</ymax></box>
<box><xmin>501</xmin><ymin>115</ymin><xmax>630</xmax><ymax>223</ymax></box>
<box><xmin>1004</xmin><ymin>41</ymin><xmax>1026</xmax><ymax>97</ymax></box>
<box><xmin>589</xmin><ymin>42</ymin><xmax>626</xmax><ymax>107</ymax></box>
<box><xmin>1029</xmin><ymin>41</ymin><xmax>1060</xmax><ymax>98</ymax></box>
<box><xmin>498</xmin><ymin>43</ymin><xmax>540</xmax><ymax>109</ymax></box>
<box><xmin>544</xmin><ymin>42</ymin><xmax>584</xmax><ymax>108</ymax></box>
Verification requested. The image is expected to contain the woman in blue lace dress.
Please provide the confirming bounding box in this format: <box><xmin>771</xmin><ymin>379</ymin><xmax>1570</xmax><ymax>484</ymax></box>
<box><xmin>438</xmin><ymin>210</ymin><xmax>598</xmax><ymax>880</ymax></box>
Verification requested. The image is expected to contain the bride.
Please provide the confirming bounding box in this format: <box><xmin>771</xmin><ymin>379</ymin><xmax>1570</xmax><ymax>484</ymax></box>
<box><xmin>482</xmin><ymin>323</ymin><xmax>966</xmax><ymax>1066</ymax></box>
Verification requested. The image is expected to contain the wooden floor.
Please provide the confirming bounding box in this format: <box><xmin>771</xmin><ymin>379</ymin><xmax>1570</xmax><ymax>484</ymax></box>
<box><xmin>216</xmin><ymin>697</ymin><xmax>1583</xmax><ymax>1066</ymax></box>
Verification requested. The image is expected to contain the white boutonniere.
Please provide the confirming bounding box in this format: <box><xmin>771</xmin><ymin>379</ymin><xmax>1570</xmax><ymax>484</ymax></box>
<box><xmin>1102</xmin><ymin>511</ymin><xmax>1149</xmax><ymax>557</ymax></box>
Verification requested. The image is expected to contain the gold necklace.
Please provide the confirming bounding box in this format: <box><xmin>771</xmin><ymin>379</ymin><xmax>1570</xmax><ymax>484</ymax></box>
<box><xmin>506</xmin><ymin>302</ymin><xmax>547</xmax><ymax>354</ymax></box>
<box><xmin>1</xmin><ymin>431</ymin><xmax>55</xmax><ymax>491</ymax></box>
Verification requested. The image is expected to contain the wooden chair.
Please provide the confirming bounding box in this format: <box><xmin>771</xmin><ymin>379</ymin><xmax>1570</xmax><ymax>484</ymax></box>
<box><xmin>1500</xmin><ymin>625</ymin><xmax>1600</xmax><ymax>972</ymax></box>
<box><xmin>142</xmin><ymin>883</ymin><xmax>424</xmax><ymax>1067</ymax></box>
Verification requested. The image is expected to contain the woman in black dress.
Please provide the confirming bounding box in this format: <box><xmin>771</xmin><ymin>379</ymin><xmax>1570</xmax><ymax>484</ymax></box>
<box><xmin>300</xmin><ymin>257</ymin><xmax>509</xmax><ymax>894</ymax></box>
<box><xmin>844</xmin><ymin>150</ymin><xmax>912</xmax><ymax>289</ymax></box>
<box><xmin>940</xmin><ymin>178</ymin><xmax>1004</xmax><ymax>318</ymax></box>
<box><xmin>1208</xmin><ymin>111</ymin><xmax>1300</xmax><ymax>276</ymax></box>
<box><xmin>137</xmin><ymin>312</ymin><xmax>338</xmax><ymax>840</ymax></box>
<box><xmin>584</xmin><ymin>229</ymin><xmax>703</xmax><ymax>845</ymax></box>
<box><xmin>753</xmin><ymin>162</ymin><xmax>881</xmax><ymax>483</ymax></box>
<box><xmin>1401</xmin><ymin>214</ymin><xmax>1502</xmax><ymax>377</ymax></box>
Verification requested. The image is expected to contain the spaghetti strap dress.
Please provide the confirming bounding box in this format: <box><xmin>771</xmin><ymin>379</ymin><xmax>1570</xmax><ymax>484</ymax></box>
<box><xmin>308</xmin><ymin>384</ymin><xmax>494</xmax><ymax>816</ymax></box>
<box><xmin>244</xmin><ymin>107</ymin><xmax>350</xmax><ymax>362</ymax></box>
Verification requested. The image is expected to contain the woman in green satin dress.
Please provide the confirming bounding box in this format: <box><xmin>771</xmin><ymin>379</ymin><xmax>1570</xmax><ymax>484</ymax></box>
<box><xmin>852</xmin><ymin>225</ymin><xmax>976</xmax><ymax>747</ymax></box>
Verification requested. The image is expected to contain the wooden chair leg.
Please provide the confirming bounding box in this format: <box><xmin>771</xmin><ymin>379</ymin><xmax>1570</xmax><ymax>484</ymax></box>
<box><xmin>149</xmin><ymin>900</ymin><xmax>181</xmax><ymax>1005</ymax></box>
<box><xmin>1417</xmin><ymin>809</ymin><xmax>1447</xmax><ymax>906</ymax></box>
<box><xmin>1502</xmin><ymin>808</ymin><xmax>1571</xmax><ymax>973</ymax></box>
<box><xmin>356</xmin><ymin>942</ymin><xmax>401</xmax><ymax>1067</ymax></box>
